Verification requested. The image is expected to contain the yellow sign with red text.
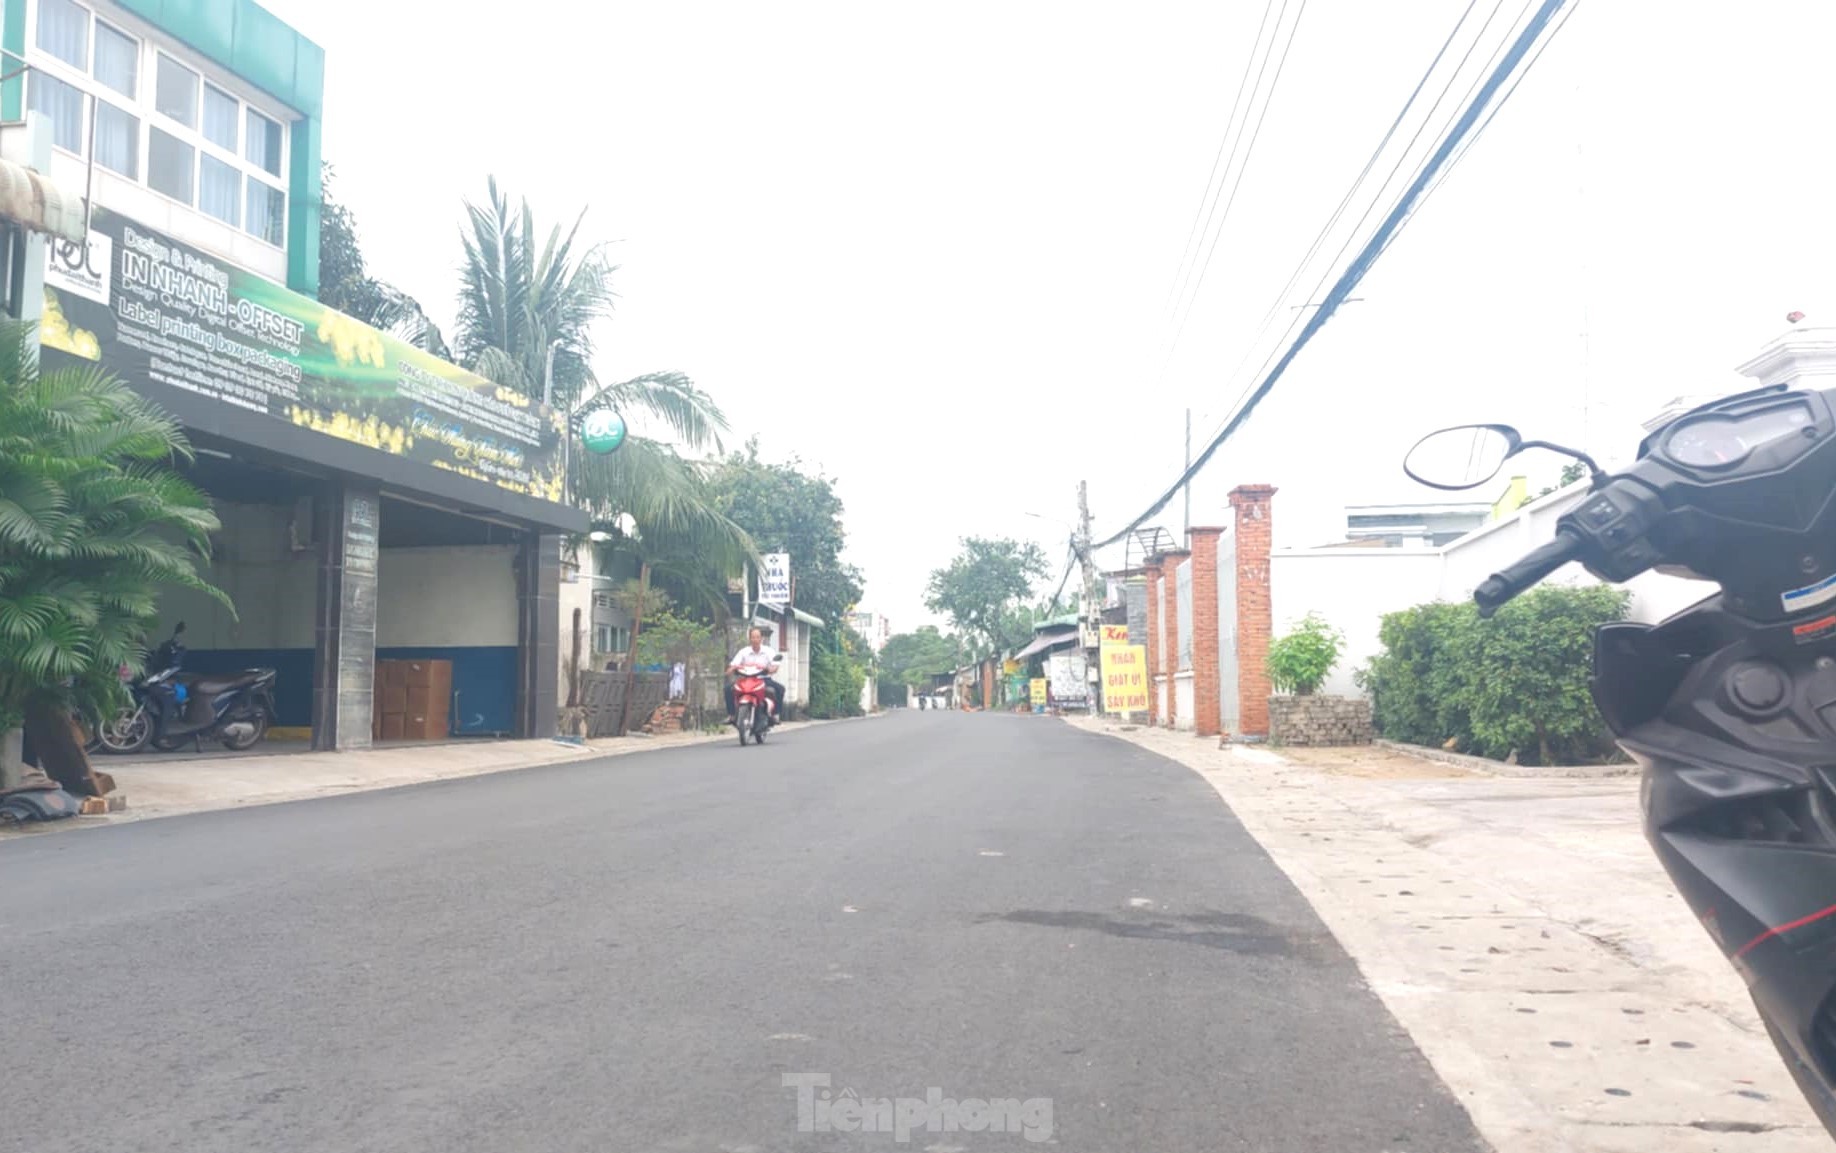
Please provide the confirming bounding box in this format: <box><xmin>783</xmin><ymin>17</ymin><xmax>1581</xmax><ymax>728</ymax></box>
<box><xmin>1100</xmin><ymin>643</ymin><xmax>1150</xmax><ymax>713</ymax></box>
<box><xmin>1100</xmin><ymin>624</ymin><xmax>1130</xmax><ymax>645</ymax></box>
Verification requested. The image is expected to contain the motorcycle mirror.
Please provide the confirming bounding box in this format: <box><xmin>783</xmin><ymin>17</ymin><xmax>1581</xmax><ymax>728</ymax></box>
<box><xmin>1403</xmin><ymin>424</ymin><xmax>1523</xmax><ymax>491</ymax></box>
<box><xmin>174</xmin><ymin>621</ymin><xmax>187</xmax><ymax>636</ymax></box>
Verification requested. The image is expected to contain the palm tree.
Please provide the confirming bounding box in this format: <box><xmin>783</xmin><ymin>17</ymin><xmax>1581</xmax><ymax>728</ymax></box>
<box><xmin>0</xmin><ymin>319</ymin><xmax>228</xmax><ymax>786</ymax></box>
<box><xmin>452</xmin><ymin>176</ymin><xmax>743</xmax><ymax>533</ymax></box>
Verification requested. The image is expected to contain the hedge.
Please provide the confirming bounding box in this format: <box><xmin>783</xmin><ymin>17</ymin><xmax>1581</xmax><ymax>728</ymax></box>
<box><xmin>1356</xmin><ymin>584</ymin><xmax>1630</xmax><ymax>765</ymax></box>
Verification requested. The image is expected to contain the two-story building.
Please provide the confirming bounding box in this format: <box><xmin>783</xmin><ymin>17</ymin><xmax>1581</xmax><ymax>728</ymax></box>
<box><xmin>0</xmin><ymin>0</ymin><xmax>583</xmax><ymax>749</ymax></box>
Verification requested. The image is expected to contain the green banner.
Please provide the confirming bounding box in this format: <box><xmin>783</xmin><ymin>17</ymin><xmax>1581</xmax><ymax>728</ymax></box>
<box><xmin>41</xmin><ymin>205</ymin><xmax>566</xmax><ymax>505</ymax></box>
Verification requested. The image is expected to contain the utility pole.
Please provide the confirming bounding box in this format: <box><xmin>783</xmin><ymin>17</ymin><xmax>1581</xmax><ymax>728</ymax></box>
<box><xmin>1076</xmin><ymin>480</ymin><xmax>1102</xmax><ymax>716</ymax></box>
<box><xmin>1183</xmin><ymin>408</ymin><xmax>1192</xmax><ymax>546</ymax></box>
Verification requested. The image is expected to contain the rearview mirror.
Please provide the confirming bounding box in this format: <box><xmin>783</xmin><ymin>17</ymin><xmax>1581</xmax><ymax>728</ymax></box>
<box><xmin>1403</xmin><ymin>424</ymin><xmax>1523</xmax><ymax>491</ymax></box>
<box><xmin>174</xmin><ymin>621</ymin><xmax>187</xmax><ymax>636</ymax></box>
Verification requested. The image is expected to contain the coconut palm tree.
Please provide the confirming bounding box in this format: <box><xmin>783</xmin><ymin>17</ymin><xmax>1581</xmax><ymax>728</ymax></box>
<box><xmin>0</xmin><ymin>318</ymin><xmax>228</xmax><ymax>784</ymax></box>
<box><xmin>451</xmin><ymin>177</ymin><xmax>745</xmax><ymax>553</ymax></box>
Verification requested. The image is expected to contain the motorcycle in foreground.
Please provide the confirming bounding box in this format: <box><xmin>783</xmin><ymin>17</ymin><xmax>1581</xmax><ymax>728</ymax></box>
<box><xmin>1406</xmin><ymin>383</ymin><xmax>1836</xmax><ymax>1136</ymax></box>
<box><xmin>732</xmin><ymin>669</ymin><xmax>775</xmax><ymax>746</ymax></box>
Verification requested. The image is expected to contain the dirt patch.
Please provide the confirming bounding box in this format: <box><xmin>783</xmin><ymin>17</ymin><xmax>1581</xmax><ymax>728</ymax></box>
<box><xmin>1269</xmin><ymin>744</ymin><xmax>1481</xmax><ymax>780</ymax></box>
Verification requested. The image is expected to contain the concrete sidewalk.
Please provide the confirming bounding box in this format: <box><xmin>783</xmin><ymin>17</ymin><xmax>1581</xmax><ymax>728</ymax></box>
<box><xmin>14</xmin><ymin>720</ymin><xmax>836</xmax><ymax>831</ymax></box>
<box><xmin>1070</xmin><ymin>718</ymin><xmax>1829</xmax><ymax>1153</ymax></box>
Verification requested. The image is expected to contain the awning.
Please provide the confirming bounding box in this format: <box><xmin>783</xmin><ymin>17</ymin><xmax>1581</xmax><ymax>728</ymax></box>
<box><xmin>0</xmin><ymin>159</ymin><xmax>85</xmax><ymax>242</ymax></box>
<box><xmin>1012</xmin><ymin>627</ymin><xmax>1078</xmax><ymax>661</ymax></box>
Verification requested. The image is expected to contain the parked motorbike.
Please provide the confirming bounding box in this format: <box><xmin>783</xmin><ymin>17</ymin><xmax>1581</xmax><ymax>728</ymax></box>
<box><xmin>1406</xmin><ymin>383</ymin><xmax>1836</xmax><ymax>1136</ymax></box>
<box><xmin>89</xmin><ymin>626</ymin><xmax>189</xmax><ymax>755</ymax></box>
<box><xmin>732</xmin><ymin>669</ymin><xmax>775</xmax><ymax>746</ymax></box>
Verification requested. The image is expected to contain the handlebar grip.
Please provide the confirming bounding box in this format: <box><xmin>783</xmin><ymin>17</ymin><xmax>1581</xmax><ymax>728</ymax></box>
<box><xmin>1473</xmin><ymin>529</ymin><xmax>1583</xmax><ymax>616</ymax></box>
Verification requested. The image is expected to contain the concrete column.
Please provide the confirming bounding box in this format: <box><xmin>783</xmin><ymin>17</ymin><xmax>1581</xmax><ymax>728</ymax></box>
<box><xmin>1158</xmin><ymin>549</ymin><xmax>1190</xmax><ymax>729</ymax></box>
<box><xmin>311</xmin><ymin>481</ymin><xmax>379</xmax><ymax>751</ymax></box>
<box><xmin>1229</xmin><ymin>485</ymin><xmax>1278</xmax><ymax>740</ymax></box>
<box><xmin>515</xmin><ymin>531</ymin><xmax>562</xmax><ymax>740</ymax></box>
<box><xmin>1189</xmin><ymin>526</ymin><xmax>1226</xmax><ymax>738</ymax></box>
<box><xmin>1143</xmin><ymin>556</ymin><xmax>1162</xmax><ymax>726</ymax></box>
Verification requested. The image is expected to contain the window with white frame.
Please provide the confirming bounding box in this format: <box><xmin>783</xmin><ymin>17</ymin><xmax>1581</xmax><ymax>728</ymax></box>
<box><xmin>25</xmin><ymin>0</ymin><xmax>293</xmax><ymax>250</ymax></box>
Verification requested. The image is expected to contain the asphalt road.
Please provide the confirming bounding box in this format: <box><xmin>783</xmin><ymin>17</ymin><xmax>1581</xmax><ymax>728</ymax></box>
<box><xmin>1</xmin><ymin>711</ymin><xmax>1485</xmax><ymax>1152</ymax></box>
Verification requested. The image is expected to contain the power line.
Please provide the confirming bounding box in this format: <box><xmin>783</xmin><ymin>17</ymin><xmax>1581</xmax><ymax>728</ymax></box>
<box><xmin>1095</xmin><ymin>0</ymin><xmax>1576</xmax><ymax>551</ymax></box>
<box><xmin>1164</xmin><ymin>0</ymin><xmax>1283</xmax><ymax>316</ymax></box>
<box><xmin>1197</xmin><ymin>0</ymin><xmax>1513</xmax><ymax>455</ymax></box>
<box><xmin>1166</xmin><ymin>0</ymin><xmax>1307</xmax><ymax>339</ymax></box>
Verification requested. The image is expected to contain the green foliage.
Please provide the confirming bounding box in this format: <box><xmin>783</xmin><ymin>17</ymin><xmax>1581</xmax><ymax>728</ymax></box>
<box><xmin>1358</xmin><ymin>584</ymin><xmax>1630</xmax><ymax>765</ymax></box>
<box><xmin>0</xmin><ymin>320</ymin><xmax>229</xmax><ymax>732</ymax></box>
<box><xmin>809</xmin><ymin>633</ymin><xmax>866</xmax><ymax>719</ymax></box>
<box><xmin>924</xmin><ymin>537</ymin><xmax>1048</xmax><ymax>656</ymax></box>
<box><xmin>706</xmin><ymin>439</ymin><xmax>864</xmax><ymax>629</ymax></box>
<box><xmin>1266</xmin><ymin>613</ymin><xmax>1344</xmax><ymax>696</ymax></box>
<box><xmin>318</xmin><ymin>163</ymin><xmax>448</xmax><ymax>356</ymax></box>
<box><xmin>1533</xmin><ymin>460</ymin><xmax>1592</xmax><ymax>502</ymax></box>
<box><xmin>877</xmin><ymin>625</ymin><xmax>960</xmax><ymax>701</ymax></box>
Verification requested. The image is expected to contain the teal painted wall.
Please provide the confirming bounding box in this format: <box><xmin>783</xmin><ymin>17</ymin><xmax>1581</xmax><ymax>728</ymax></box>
<box><xmin>111</xmin><ymin>0</ymin><xmax>324</xmax><ymax>295</ymax></box>
<box><xmin>2</xmin><ymin>0</ymin><xmax>25</xmax><ymax>121</ymax></box>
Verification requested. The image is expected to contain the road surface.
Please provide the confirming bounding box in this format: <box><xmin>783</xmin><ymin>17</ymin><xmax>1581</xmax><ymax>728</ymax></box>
<box><xmin>1</xmin><ymin>711</ymin><xmax>1484</xmax><ymax>1152</ymax></box>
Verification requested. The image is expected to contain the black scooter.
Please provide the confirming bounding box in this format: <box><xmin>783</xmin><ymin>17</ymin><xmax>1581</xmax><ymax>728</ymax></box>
<box><xmin>1408</xmin><ymin>384</ymin><xmax>1836</xmax><ymax>1137</ymax></box>
<box><xmin>136</xmin><ymin>622</ymin><xmax>278</xmax><ymax>753</ymax></box>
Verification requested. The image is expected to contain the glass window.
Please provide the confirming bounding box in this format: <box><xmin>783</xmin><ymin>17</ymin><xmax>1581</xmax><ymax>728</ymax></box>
<box><xmin>35</xmin><ymin>0</ymin><xmax>88</xmax><ymax>69</ymax></box>
<box><xmin>154</xmin><ymin>53</ymin><xmax>197</xmax><ymax>127</ymax></box>
<box><xmin>202</xmin><ymin>84</ymin><xmax>238</xmax><ymax>151</ymax></box>
<box><xmin>93</xmin><ymin>101</ymin><xmax>138</xmax><ymax>177</ymax></box>
<box><xmin>246</xmin><ymin>180</ymin><xmax>284</xmax><ymax>246</ymax></box>
<box><xmin>245</xmin><ymin>109</ymin><xmax>282</xmax><ymax>177</ymax></box>
<box><xmin>27</xmin><ymin>71</ymin><xmax>85</xmax><ymax>153</ymax></box>
<box><xmin>199</xmin><ymin>155</ymin><xmax>239</xmax><ymax>226</ymax></box>
<box><xmin>92</xmin><ymin>21</ymin><xmax>136</xmax><ymax>97</ymax></box>
<box><xmin>148</xmin><ymin>127</ymin><xmax>194</xmax><ymax>204</ymax></box>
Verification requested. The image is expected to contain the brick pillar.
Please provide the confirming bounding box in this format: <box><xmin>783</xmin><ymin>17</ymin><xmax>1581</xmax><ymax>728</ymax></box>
<box><xmin>1229</xmin><ymin>485</ymin><xmax>1278</xmax><ymax>739</ymax></box>
<box><xmin>1159</xmin><ymin>549</ymin><xmax>1189</xmax><ymax>729</ymax></box>
<box><xmin>1142</xmin><ymin>556</ymin><xmax>1162</xmax><ymax>726</ymax></box>
<box><xmin>982</xmin><ymin>660</ymin><xmax>994</xmax><ymax>710</ymax></box>
<box><xmin>1189</xmin><ymin>526</ymin><xmax>1225</xmax><ymax>738</ymax></box>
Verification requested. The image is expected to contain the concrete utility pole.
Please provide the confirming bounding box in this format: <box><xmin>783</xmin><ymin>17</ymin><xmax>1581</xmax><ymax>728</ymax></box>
<box><xmin>1076</xmin><ymin>480</ymin><xmax>1102</xmax><ymax>715</ymax></box>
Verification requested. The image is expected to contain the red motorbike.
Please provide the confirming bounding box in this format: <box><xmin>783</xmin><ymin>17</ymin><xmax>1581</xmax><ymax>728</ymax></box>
<box><xmin>733</xmin><ymin>672</ymin><xmax>774</xmax><ymax>746</ymax></box>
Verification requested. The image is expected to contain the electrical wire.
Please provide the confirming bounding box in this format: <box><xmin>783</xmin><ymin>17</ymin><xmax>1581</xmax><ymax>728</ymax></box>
<box><xmin>1196</xmin><ymin>0</ymin><xmax>1514</xmax><ymax>457</ymax></box>
<box><xmin>1094</xmin><ymin>0</ymin><xmax>1576</xmax><ymax>551</ymax></box>
<box><xmin>1164</xmin><ymin>0</ymin><xmax>1283</xmax><ymax>315</ymax></box>
<box><xmin>1162</xmin><ymin>0</ymin><xmax>1311</xmax><ymax>369</ymax></box>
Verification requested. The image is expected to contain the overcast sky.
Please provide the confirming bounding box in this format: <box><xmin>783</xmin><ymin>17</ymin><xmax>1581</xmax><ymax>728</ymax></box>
<box><xmin>262</xmin><ymin>0</ymin><xmax>1836</xmax><ymax>633</ymax></box>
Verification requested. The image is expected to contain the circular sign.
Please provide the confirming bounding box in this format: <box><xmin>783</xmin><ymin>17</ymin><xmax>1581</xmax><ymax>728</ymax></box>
<box><xmin>580</xmin><ymin>409</ymin><xmax>627</xmax><ymax>455</ymax></box>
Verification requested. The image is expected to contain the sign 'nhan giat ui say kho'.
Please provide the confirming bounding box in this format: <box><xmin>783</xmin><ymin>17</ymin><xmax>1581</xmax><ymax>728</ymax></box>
<box><xmin>40</xmin><ymin>205</ymin><xmax>566</xmax><ymax>506</ymax></box>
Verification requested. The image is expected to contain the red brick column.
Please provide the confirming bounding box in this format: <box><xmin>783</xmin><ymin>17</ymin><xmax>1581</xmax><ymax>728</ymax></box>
<box><xmin>1189</xmin><ymin>526</ymin><xmax>1225</xmax><ymax>738</ymax></box>
<box><xmin>1159</xmin><ymin>549</ymin><xmax>1190</xmax><ymax>729</ymax></box>
<box><xmin>982</xmin><ymin>660</ymin><xmax>994</xmax><ymax>710</ymax></box>
<box><xmin>1229</xmin><ymin>485</ymin><xmax>1277</xmax><ymax>739</ymax></box>
<box><xmin>1142</xmin><ymin>555</ymin><xmax>1162</xmax><ymax>726</ymax></box>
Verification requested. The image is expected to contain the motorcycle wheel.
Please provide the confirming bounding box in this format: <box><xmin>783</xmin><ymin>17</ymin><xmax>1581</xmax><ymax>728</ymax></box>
<box><xmin>737</xmin><ymin>703</ymin><xmax>753</xmax><ymax>746</ymax></box>
<box><xmin>219</xmin><ymin>710</ymin><xmax>269</xmax><ymax>751</ymax></box>
<box><xmin>1758</xmin><ymin>999</ymin><xmax>1836</xmax><ymax>1138</ymax></box>
<box><xmin>94</xmin><ymin>704</ymin><xmax>152</xmax><ymax>755</ymax></box>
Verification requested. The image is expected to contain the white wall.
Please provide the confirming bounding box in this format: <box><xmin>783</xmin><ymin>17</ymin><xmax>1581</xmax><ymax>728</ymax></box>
<box><xmin>377</xmin><ymin>545</ymin><xmax>518</xmax><ymax>648</ymax></box>
<box><xmin>157</xmin><ymin>501</ymin><xmax>316</xmax><ymax>649</ymax></box>
<box><xmin>1267</xmin><ymin>484</ymin><xmax>1716</xmax><ymax>699</ymax></box>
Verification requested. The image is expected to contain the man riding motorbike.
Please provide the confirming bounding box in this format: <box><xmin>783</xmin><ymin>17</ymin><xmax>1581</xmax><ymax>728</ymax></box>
<box><xmin>725</xmin><ymin>626</ymin><xmax>785</xmax><ymax>726</ymax></box>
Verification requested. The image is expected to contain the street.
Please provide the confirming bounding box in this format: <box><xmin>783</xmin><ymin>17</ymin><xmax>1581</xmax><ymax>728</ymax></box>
<box><xmin>1</xmin><ymin>712</ymin><xmax>1483</xmax><ymax>1153</ymax></box>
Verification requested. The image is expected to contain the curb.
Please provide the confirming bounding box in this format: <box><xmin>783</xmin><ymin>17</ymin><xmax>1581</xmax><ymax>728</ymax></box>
<box><xmin>1372</xmin><ymin>738</ymin><xmax>1639</xmax><ymax>779</ymax></box>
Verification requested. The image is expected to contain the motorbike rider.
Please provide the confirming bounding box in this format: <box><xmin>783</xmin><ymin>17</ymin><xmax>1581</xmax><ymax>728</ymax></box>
<box><xmin>725</xmin><ymin>626</ymin><xmax>786</xmax><ymax>726</ymax></box>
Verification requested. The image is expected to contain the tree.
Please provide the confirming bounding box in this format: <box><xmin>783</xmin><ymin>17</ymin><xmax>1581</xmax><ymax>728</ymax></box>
<box><xmin>0</xmin><ymin>320</ymin><xmax>228</xmax><ymax>785</ymax></box>
<box><xmin>924</xmin><ymin>537</ymin><xmax>1047</xmax><ymax>657</ymax></box>
<box><xmin>452</xmin><ymin>176</ymin><xmax>748</xmax><ymax>597</ymax></box>
<box><xmin>705</xmin><ymin>439</ymin><xmax>864</xmax><ymax>629</ymax></box>
<box><xmin>877</xmin><ymin>625</ymin><xmax>960</xmax><ymax>702</ymax></box>
<box><xmin>318</xmin><ymin>163</ymin><xmax>449</xmax><ymax>356</ymax></box>
<box><xmin>1266</xmin><ymin>613</ymin><xmax>1345</xmax><ymax>695</ymax></box>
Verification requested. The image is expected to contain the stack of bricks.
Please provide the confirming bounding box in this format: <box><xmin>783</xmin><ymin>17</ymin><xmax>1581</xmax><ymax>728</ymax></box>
<box><xmin>643</xmin><ymin>701</ymin><xmax>688</xmax><ymax>735</ymax></box>
<box><xmin>1268</xmin><ymin>695</ymin><xmax>1374</xmax><ymax>747</ymax></box>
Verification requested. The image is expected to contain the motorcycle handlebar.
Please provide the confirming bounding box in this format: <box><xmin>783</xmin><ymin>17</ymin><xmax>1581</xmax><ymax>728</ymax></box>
<box><xmin>1473</xmin><ymin>529</ymin><xmax>1584</xmax><ymax>616</ymax></box>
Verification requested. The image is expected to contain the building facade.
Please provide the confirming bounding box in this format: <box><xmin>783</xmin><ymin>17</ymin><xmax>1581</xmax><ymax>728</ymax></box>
<box><xmin>1</xmin><ymin>0</ymin><xmax>581</xmax><ymax>749</ymax></box>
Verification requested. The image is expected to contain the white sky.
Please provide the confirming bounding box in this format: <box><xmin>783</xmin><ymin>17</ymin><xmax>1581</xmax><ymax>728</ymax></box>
<box><xmin>261</xmin><ymin>0</ymin><xmax>1836</xmax><ymax>632</ymax></box>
